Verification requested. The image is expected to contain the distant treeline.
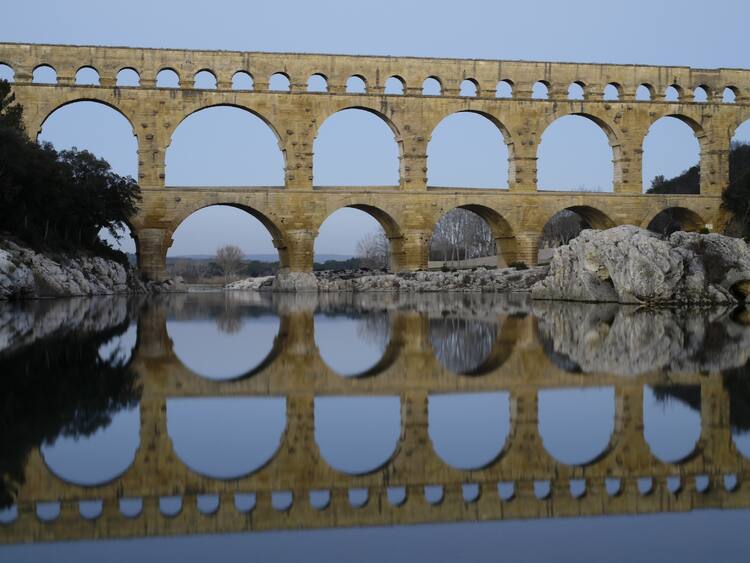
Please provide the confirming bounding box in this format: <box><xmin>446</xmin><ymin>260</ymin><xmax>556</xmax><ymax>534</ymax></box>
<box><xmin>167</xmin><ymin>256</ymin><xmax>365</xmax><ymax>282</ymax></box>
<box><xmin>0</xmin><ymin>80</ymin><xmax>140</xmax><ymax>263</ymax></box>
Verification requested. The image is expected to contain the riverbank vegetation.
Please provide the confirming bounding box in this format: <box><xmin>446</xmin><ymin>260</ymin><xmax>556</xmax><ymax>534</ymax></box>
<box><xmin>0</xmin><ymin>80</ymin><xmax>140</xmax><ymax>263</ymax></box>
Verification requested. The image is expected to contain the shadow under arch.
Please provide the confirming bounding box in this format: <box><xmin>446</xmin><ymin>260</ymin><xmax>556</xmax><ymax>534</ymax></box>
<box><xmin>434</xmin><ymin>204</ymin><xmax>518</xmax><ymax>267</ymax></box>
<box><xmin>35</xmin><ymin>97</ymin><xmax>138</xmax><ymax>142</ymax></box>
<box><xmin>644</xmin><ymin>206</ymin><xmax>706</xmax><ymax>235</ymax></box>
<box><xmin>169</xmin><ymin>202</ymin><xmax>289</xmax><ymax>268</ymax></box>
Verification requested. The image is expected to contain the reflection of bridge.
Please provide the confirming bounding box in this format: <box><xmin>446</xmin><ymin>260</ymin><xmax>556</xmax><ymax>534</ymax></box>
<box><xmin>4</xmin><ymin>298</ymin><xmax>750</xmax><ymax>544</ymax></box>
<box><xmin>2</xmin><ymin>43</ymin><xmax>747</xmax><ymax>279</ymax></box>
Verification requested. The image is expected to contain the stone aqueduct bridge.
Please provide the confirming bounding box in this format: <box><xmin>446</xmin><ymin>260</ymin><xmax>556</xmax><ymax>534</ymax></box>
<box><xmin>4</xmin><ymin>302</ymin><xmax>750</xmax><ymax>543</ymax></box>
<box><xmin>2</xmin><ymin>43</ymin><xmax>750</xmax><ymax>278</ymax></box>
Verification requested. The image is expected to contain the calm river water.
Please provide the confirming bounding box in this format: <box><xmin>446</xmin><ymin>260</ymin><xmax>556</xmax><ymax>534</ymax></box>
<box><xmin>1</xmin><ymin>291</ymin><xmax>750</xmax><ymax>562</ymax></box>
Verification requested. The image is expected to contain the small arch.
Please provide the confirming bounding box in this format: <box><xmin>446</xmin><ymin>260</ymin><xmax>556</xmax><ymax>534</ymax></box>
<box><xmin>644</xmin><ymin>385</ymin><xmax>701</xmax><ymax>464</ymax></box>
<box><xmin>75</xmin><ymin>66</ymin><xmax>100</xmax><ymax>86</ymax></box>
<box><xmin>315</xmin><ymin>396</ymin><xmax>401</xmax><ymax>475</ymax></box>
<box><xmin>423</xmin><ymin>76</ymin><xmax>442</xmax><ymax>96</ymax></box>
<box><xmin>312</xmin><ymin>107</ymin><xmax>400</xmax><ymax>186</ymax></box>
<box><xmin>428</xmin><ymin>392</ymin><xmax>510</xmax><ymax>470</ymax></box>
<box><xmin>538</xmin><ymin>387</ymin><xmax>616</xmax><ymax>465</ymax></box>
<box><xmin>269</xmin><ymin>72</ymin><xmax>290</xmax><ymax>91</ymax></box>
<box><xmin>156</xmin><ymin>68</ymin><xmax>180</xmax><ymax>88</ymax></box>
<box><xmin>460</xmin><ymin>78</ymin><xmax>478</xmax><ymax>97</ymax></box>
<box><xmin>346</xmin><ymin>75</ymin><xmax>367</xmax><ymax>94</ymax></box>
<box><xmin>307</xmin><ymin>73</ymin><xmax>328</xmax><ymax>92</ymax></box>
<box><xmin>32</xmin><ymin>64</ymin><xmax>57</xmax><ymax>84</ymax></box>
<box><xmin>0</xmin><ymin>63</ymin><xmax>14</xmax><ymax>82</ymax></box>
<box><xmin>384</xmin><ymin>75</ymin><xmax>405</xmax><ymax>95</ymax></box>
<box><xmin>167</xmin><ymin>397</ymin><xmax>287</xmax><ymax>478</ymax></box>
<box><xmin>665</xmin><ymin>84</ymin><xmax>681</xmax><ymax>101</ymax></box>
<box><xmin>232</xmin><ymin>71</ymin><xmax>253</xmax><ymax>90</ymax></box>
<box><xmin>194</xmin><ymin>69</ymin><xmax>217</xmax><ymax>90</ymax></box>
<box><xmin>603</xmin><ymin>83</ymin><xmax>620</xmax><ymax>100</ymax></box>
<box><xmin>116</xmin><ymin>67</ymin><xmax>140</xmax><ymax>87</ymax></box>
<box><xmin>693</xmin><ymin>85</ymin><xmax>709</xmax><ymax>103</ymax></box>
<box><xmin>636</xmin><ymin>84</ymin><xmax>653</xmax><ymax>101</ymax></box>
<box><xmin>532</xmin><ymin>81</ymin><xmax>549</xmax><ymax>99</ymax></box>
<box><xmin>496</xmin><ymin>79</ymin><xmax>513</xmax><ymax>98</ymax></box>
<box><xmin>645</xmin><ymin>207</ymin><xmax>705</xmax><ymax>235</ymax></box>
<box><xmin>568</xmin><ymin>81</ymin><xmax>585</xmax><ymax>100</ymax></box>
<box><xmin>723</xmin><ymin>86</ymin><xmax>738</xmax><ymax>104</ymax></box>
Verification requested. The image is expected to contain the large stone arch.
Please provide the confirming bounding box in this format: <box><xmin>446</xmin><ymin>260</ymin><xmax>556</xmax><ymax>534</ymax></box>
<box><xmin>429</xmin><ymin>203</ymin><xmax>518</xmax><ymax>267</ymax></box>
<box><xmin>538</xmin><ymin>205</ymin><xmax>617</xmax><ymax>256</ymax></box>
<box><xmin>642</xmin><ymin>206</ymin><xmax>706</xmax><ymax>234</ymax></box>
<box><xmin>168</xmin><ymin>202</ymin><xmax>289</xmax><ymax>267</ymax></box>
<box><xmin>425</xmin><ymin>109</ymin><xmax>514</xmax><ymax>189</ymax></box>
<box><xmin>642</xmin><ymin>113</ymin><xmax>707</xmax><ymax>192</ymax></box>
<box><xmin>34</xmin><ymin>96</ymin><xmax>138</xmax><ymax>142</ymax></box>
<box><xmin>312</xmin><ymin>105</ymin><xmax>403</xmax><ymax>186</ymax></box>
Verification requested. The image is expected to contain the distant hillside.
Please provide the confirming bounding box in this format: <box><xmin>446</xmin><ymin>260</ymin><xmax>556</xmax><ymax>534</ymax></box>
<box><xmin>165</xmin><ymin>253</ymin><xmax>354</xmax><ymax>263</ymax></box>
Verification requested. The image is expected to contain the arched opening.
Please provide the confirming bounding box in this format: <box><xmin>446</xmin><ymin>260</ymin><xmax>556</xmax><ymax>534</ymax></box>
<box><xmin>537</xmin><ymin>115</ymin><xmax>614</xmax><ymax>192</ymax></box>
<box><xmin>346</xmin><ymin>75</ymin><xmax>367</xmax><ymax>94</ymax></box>
<box><xmin>532</xmin><ymin>81</ymin><xmax>549</xmax><ymax>99</ymax></box>
<box><xmin>41</xmin><ymin>404</ymin><xmax>140</xmax><ymax>486</ymax></box>
<box><xmin>168</xmin><ymin>205</ymin><xmax>282</xmax><ymax>288</ymax></box>
<box><xmin>269</xmin><ymin>73</ymin><xmax>290</xmax><ymax>91</ymax></box>
<box><xmin>75</xmin><ymin>66</ymin><xmax>99</xmax><ymax>86</ymax></box>
<box><xmin>644</xmin><ymin>385</ymin><xmax>701</xmax><ymax>463</ymax></box>
<box><xmin>166</xmin><ymin>106</ymin><xmax>284</xmax><ymax>187</ymax></box>
<box><xmin>194</xmin><ymin>70</ymin><xmax>217</xmax><ymax>89</ymax></box>
<box><xmin>423</xmin><ymin>76</ymin><xmax>441</xmax><ymax>96</ymax></box>
<box><xmin>166</xmin><ymin>293</ymin><xmax>281</xmax><ymax>379</ymax></box>
<box><xmin>385</xmin><ymin>76</ymin><xmax>404</xmax><ymax>95</ymax></box>
<box><xmin>313</xmin><ymin>108</ymin><xmax>399</xmax><ymax>186</ymax></box>
<box><xmin>665</xmin><ymin>85</ymin><xmax>681</xmax><ymax>101</ymax></box>
<box><xmin>430</xmin><ymin>316</ymin><xmax>500</xmax><ymax>372</ymax></box>
<box><xmin>603</xmin><ymin>84</ymin><xmax>620</xmax><ymax>101</ymax></box>
<box><xmin>643</xmin><ymin>116</ymin><xmax>701</xmax><ymax>194</ymax></box>
<box><xmin>430</xmin><ymin>205</ymin><xmax>516</xmax><ymax>268</ymax></box>
<box><xmin>32</xmin><ymin>64</ymin><xmax>57</xmax><ymax>84</ymax></box>
<box><xmin>538</xmin><ymin>387</ymin><xmax>615</xmax><ymax>465</ymax></box>
<box><xmin>116</xmin><ymin>68</ymin><xmax>139</xmax><ymax>87</ymax></box>
<box><xmin>38</xmin><ymin>101</ymin><xmax>139</xmax><ymax>253</ymax></box>
<box><xmin>636</xmin><ymin>84</ymin><xmax>653</xmax><ymax>101</ymax></box>
<box><xmin>496</xmin><ymin>80</ymin><xmax>513</xmax><ymax>98</ymax></box>
<box><xmin>315</xmin><ymin>396</ymin><xmax>400</xmax><ymax>474</ymax></box>
<box><xmin>646</xmin><ymin>207</ymin><xmax>705</xmax><ymax>235</ymax></box>
<box><xmin>693</xmin><ymin>85</ymin><xmax>709</xmax><ymax>103</ymax></box>
<box><xmin>167</xmin><ymin>397</ymin><xmax>286</xmax><ymax>478</ymax></box>
<box><xmin>315</xmin><ymin>308</ymin><xmax>391</xmax><ymax>376</ymax></box>
<box><xmin>723</xmin><ymin>87</ymin><xmax>738</xmax><ymax>104</ymax></box>
<box><xmin>156</xmin><ymin>68</ymin><xmax>180</xmax><ymax>88</ymax></box>
<box><xmin>307</xmin><ymin>73</ymin><xmax>328</xmax><ymax>92</ymax></box>
<box><xmin>427</xmin><ymin>112</ymin><xmax>509</xmax><ymax>188</ymax></box>
<box><xmin>460</xmin><ymin>79</ymin><xmax>478</xmax><ymax>97</ymax></box>
<box><xmin>0</xmin><ymin>63</ymin><xmax>14</xmax><ymax>82</ymax></box>
<box><xmin>428</xmin><ymin>392</ymin><xmax>510</xmax><ymax>469</ymax></box>
<box><xmin>568</xmin><ymin>82</ymin><xmax>585</xmax><ymax>100</ymax></box>
<box><xmin>540</xmin><ymin>206</ymin><xmax>615</xmax><ymax>253</ymax></box>
<box><xmin>232</xmin><ymin>71</ymin><xmax>253</xmax><ymax>90</ymax></box>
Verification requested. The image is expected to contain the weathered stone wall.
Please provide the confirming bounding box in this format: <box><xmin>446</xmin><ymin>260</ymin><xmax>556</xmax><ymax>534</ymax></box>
<box><xmin>1</xmin><ymin>42</ymin><xmax>745</xmax><ymax>279</ymax></box>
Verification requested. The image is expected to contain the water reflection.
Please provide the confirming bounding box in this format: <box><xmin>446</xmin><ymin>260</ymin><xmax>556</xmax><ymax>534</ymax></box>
<box><xmin>2</xmin><ymin>293</ymin><xmax>750</xmax><ymax>547</ymax></box>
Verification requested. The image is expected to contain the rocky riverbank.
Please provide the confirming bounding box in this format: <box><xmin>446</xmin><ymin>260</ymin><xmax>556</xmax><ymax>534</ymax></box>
<box><xmin>0</xmin><ymin>239</ymin><xmax>185</xmax><ymax>300</ymax></box>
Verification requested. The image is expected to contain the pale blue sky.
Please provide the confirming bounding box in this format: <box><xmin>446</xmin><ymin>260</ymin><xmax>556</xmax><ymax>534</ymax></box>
<box><xmin>8</xmin><ymin>0</ymin><xmax>750</xmax><ymax>256</ymax></box>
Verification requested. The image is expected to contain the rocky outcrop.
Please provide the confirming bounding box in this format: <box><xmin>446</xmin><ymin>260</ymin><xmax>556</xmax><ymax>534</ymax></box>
<box><xmin>0</xmin><ymin>239</ymin><xmax>186</xmax><ymax>300</ymax></box>
<box><xmin>532</xmin><ymin>226</ymin><xmax>750</xmax><ymax>305</ymax></box>
<box><xmin>226</xmin><ymin>275</ymin><xmax>275</xmax><ymax>291</ymax></box>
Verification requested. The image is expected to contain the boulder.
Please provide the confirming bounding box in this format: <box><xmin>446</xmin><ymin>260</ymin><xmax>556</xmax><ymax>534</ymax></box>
<box><xmin>531</xmin><ymin>226</ymin><xmax>750</xmax><ymax>304</ymax></box>
<box><xmin>272</xmin><ymin>271</ymin><xmax>319</xmax><ymax>292</ymax></box>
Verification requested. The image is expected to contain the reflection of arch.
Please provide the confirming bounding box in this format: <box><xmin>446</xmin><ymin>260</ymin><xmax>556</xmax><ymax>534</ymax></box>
<box><xmin>314</xmin><ymin>396</ymin><xmax>401</xmax><ymax>475</ymax></box>
<box><xmin>461</xmin><ymin>315</ymin><xmax>522</xmax><ymax>375</ymax></box>
<box><xmin>644</xmin><ymin>206</ymin><xmax>705</xmax><ymax>234</ymax></box>
<box><xmin>167</xmin><ymin>397</ymin><xmax>287</xmax><ymax>479</ymax></box>
<box><xmin>643</xmin><ymin>385</ymin><xmax>702</xmax><ymax>464</ymax></box>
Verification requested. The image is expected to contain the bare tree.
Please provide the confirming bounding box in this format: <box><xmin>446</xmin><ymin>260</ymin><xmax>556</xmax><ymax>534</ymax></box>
<box><xmin>540</xmin><ymin>210</ymin><xmax>590</xmax><ymax>248</ymax></box>
<box><xmin>429</xmin><ymin>209</ymin><xmax>495</xmax><ymax>264</ymax></box>
<box><xmin>356</xmin><ymin>228</ymin><xmax>389</xmax><ymax>269</ymax></box>
<box><xmin>215</xmin><ymin>244</ymin><xmax>245</xmax><ymax>284</ymax></box>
